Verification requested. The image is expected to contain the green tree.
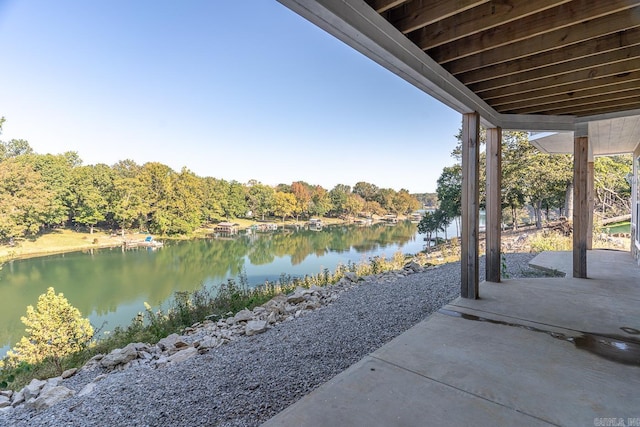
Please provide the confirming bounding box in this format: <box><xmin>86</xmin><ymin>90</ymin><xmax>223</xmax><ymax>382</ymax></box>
<box><xmin>6</xmin><ymin>287</ymin><xmax>93</xmax><ymax>372</ymax></box>
<box><xmin>20</xmin><ymin>153</ymin><xmax>76</xmax><ymax>227</ymax></box>
<box><xmin>247</xmin><ymin>182</ymin><xmax>275</xmax><ymax>221</ymax></box>
<box><xmin>594</xmin><ymin>155</ymin><xmax>632</xmax><ymax>217</ymax></box>
<box><xmin>418</xmin><ymin>210</ymin><xmax>444</xmax><ymax>253</ymax></box>
<box><xmin>69</xmin><ymin>165</ymin><xmax>111</xmax><ymax>233</ymax></box>
<box><xmin>0</xmin><ymin>139</ymin><xmax>33</xmax><ymax>160</ymax></box>
<box><xmin>201</xmin><ymin>177</ymin><xmax>225</xmax><ymax>222</ymax></box>
<box><xmin>111</xmin><ymin>160</ymin><xmax>147</xmax><ymax>236</ymax></box>
<box><xmin>436</xmin><ymin>164</ymin><xmax>462</xmax><ymax>233</ymax></box>
<box><xmin>353</xmin><ymin>181</ymin><xmax>379</xmax><ymax>201</ymax></box>
<box><xmin>329</xmin><ymin>184</ymin><xmax>351</xmax><ymax>216</ymax></box>
<box><xmin>0</xmin><ymin>158</ymin><xmax>54</xmax><ymax>241</ymax></box>
<box><xmin>222</xmin><ymin>181</ymin><xmax>248</xmax><ymax>220</ymax></box>
<box><xmin>375</xmin><ymin>188</ymin><xmax>396</xmax><ymax>213</ymax></box>
<box><xmin>309</xmin><ymin>185</ymin><xmax>332</xmax><ymax>217</ymax></box>
<box><xmin>166</xmin><ymin>167</ymin><xmax>203</xmax><ymax>234</ymax></box>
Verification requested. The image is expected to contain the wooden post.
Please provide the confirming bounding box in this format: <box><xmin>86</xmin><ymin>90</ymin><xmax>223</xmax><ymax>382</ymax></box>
<box><xmin>587</xmin><ymin>161</ymin><xmax>594</xmax><ymax>250</ymax></box>
<box><xmin>461</xmin><ymin>112</ymin><xmax>480</xmax><ymax>298</ymax></box>
<box><xmin>486</xmin><ymin>127</ymin><xmax>502</xmax><ymax>283</ymax></box>
<box><xmin>573</xmin><ymin>136</ymin><xmax>588</xmax><ymax>278</ymax></box>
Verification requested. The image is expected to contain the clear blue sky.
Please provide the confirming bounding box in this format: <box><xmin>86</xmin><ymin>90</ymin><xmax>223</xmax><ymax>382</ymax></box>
<box><xmin>0</xmin><ymin>0</ymin><xmax>462</xmax><ymax>193</ymax></box>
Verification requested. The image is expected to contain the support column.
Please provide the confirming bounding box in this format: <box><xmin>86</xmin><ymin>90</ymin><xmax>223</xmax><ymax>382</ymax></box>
<box><xmin>573</xmin><ymin>136</ymin><xmax>588</xmax><ymax>278</ymax></box>
<box><xmin>587</xmin><ymin>161</ymin><xmax>594</xmax><ymax>250</ymax></box>
<box><xmin>461</xmin><ymin>112</ymin><xmax>480</xmax><ymax>298</ymax></box>
<box><xmin>486</xmin><ymin>127</ymin><xmax>502</xmax><ymax>283</ymax></box>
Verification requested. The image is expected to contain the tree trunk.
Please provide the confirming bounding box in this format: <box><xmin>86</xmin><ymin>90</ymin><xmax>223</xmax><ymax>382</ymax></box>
<box><xmin>564</xmin><ymin>181</ymin><xmax>574</xmax><ymax>219</ymax></box>
<box><xmin>512</xmin><ymin>206</ymin><xmax>518</xmax><ymax>231</ymax></box>
<box><xmin>534</xmin><ymin>199</ymin><xmax>543</xmax><ymax>229</ymax></box>
<box><xmin>90</xmin><ymin>225</ymin><xmax>94</xmax><ymax>234</ymax></box>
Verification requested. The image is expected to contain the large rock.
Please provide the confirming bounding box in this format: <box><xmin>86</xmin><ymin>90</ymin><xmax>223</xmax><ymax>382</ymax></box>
<box><xmin>61</xmin><ymin>368</ymin><xmax>78</xmax><ymax>379</ymax></box>
<box><xmin>343</xmin><ymin>272</ymin><xmax>359</xmax><ymax>282</ymax></box>
<box><xmin>100</xmin><ymin>342</ymin><xmax>139</xmax><ymax>369</ymax></box>
<box><xmin>167</xmin><ymin>346</ymin><xmax>198</xmax><ymax>364</ymax></box>
<box><xmin>245</xmin><ymin>320</ymin><xmax>268</xmax><ymax>336</ymax></box>
<box><xmin>404</xmin><ymin>261</ymin><xmax>424</xmax><ymax>273</ymax></box>
<box><xmin>0</xmin><ymin>395</ymin><xmax>11</xmax><ymax>408</ymax></box>
<box><xmin>31</xmin><ymin>386</ymin><xmax>74</xmax><ymax>410</ymax></box>
<box><xmin>11</xmin><ymin>390</ymin><xmax>25</xmax><ymax>407</ymax></box>
<box><xmin>286</xmin><ymin>288</ymin><xmax>307</xmax><ymax>304</ymax></box>
<box><xmin>23</xmin><ymin>378</ymin><xmax>47</xmax><ymax>401</ymax></box>
<box><xmin>234</xmin><ymin>309</ymin><xmax>254</xmax><ymax>323</ymax></box>
<box><xmin>157</xmin><ymin>333</ymin><xmax>181</xmax><ymax>351</ymax></box>
<box><xmin>196</xmin><ymin>336</ymin><xmax>219</xmax><ymax>350</ymax></box>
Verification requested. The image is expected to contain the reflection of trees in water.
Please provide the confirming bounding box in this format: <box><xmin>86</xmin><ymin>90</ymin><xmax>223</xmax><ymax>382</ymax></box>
<box><xmin>247</xmin><ymin>235</ymin><xmax>275</xmax><ymax>266</ymax></box>
<box><xmin>0</xmin><ymin>222</ymin><xmax>420</xmax><ymax>350</ymax></box>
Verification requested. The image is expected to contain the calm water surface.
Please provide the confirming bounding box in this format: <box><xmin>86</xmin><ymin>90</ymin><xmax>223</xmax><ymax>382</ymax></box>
<box><xmin>1</xmin><ymin>221</ymin><xmax>436</xmax><ymax>356</ymax></box>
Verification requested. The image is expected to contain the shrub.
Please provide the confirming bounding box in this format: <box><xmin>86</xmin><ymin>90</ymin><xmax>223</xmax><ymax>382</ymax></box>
<box><xmin>6</xmin><ymin>287</ymin><xmax>93</xmax><ymax>373</ymax></box>
<box><xmin>529</xmin><ymin>230</ymin><xmax>572</xmax><ymax>252</ymax></box>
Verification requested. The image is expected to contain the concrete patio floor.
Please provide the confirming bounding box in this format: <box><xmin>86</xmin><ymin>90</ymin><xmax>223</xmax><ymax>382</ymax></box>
<box><xmin>262</xmin><ymin>250</ymin><xmax>640</xmax><ymax>426</ymax></box>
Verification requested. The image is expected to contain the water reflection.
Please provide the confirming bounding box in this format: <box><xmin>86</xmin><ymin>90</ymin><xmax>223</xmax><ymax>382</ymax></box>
<box><xmin>0</xmin><ymin>221</ymin><xmax>423</xmax><ymax>356</ymax></box>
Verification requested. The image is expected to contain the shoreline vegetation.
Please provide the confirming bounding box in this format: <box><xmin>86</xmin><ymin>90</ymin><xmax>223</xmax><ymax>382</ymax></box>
<box><xmin>0</xmin><ymin>246</ymin><xmax>428</xmax><ymax>391</ymax></box>
<box><xmin>0</xmin><ymin>217</ymin><xmax>630</xmax><ymax>392</ymax></box>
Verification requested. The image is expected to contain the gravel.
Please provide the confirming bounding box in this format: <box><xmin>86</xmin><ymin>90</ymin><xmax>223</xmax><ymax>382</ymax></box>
<box><xmin>0</xmin><ymin>253</ymin><xmax>548</xmax><ymax>427</ymax></box>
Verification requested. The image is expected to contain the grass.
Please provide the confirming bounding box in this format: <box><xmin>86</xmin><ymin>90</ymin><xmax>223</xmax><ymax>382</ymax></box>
<box><xmin>0</xmin><ymin>250</ymin><xmax>422</xmax><ymax>391</ymax></box>
<box><xmin>0</xmin><ymin>229</ymin><xmax>131</xmax><ymax>262</ymax></box>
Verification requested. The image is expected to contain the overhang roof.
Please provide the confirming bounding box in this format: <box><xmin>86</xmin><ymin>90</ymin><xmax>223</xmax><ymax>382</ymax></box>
<box><xmin>277</xmin><ymin>0</ymin><xmax>640</xmax><ymax>152</ymax></box>
<box><xmin>531</xmin><ymin>114</ymin><xmax>640</xmax><ymax>155</ymax></box>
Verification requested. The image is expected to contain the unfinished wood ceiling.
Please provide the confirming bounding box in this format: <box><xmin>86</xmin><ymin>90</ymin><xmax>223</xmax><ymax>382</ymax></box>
<box><xmin>365</xmin><ymin>0</ymin><xmax>640</xmax><ymax>117</ymax></box>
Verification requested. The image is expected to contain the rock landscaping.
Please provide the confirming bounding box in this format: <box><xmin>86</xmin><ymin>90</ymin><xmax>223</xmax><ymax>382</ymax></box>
<box><xmin>0</xmin><ymin>253</ymin><xmax>548</xmax><ymax>427</ymax></box>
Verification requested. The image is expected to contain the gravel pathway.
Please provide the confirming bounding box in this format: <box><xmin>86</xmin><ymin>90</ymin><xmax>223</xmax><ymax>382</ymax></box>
<box><xmin>1</xmin><ymin>253</ymin><xmax>549</xmax><ymax>427</ymax></box>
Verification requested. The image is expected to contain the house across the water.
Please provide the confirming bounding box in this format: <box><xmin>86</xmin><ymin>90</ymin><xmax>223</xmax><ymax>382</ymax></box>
<box><xmin>214</xmin><ymin>222</ymin><xmax>238</xmax><ymax>235</ymax></box>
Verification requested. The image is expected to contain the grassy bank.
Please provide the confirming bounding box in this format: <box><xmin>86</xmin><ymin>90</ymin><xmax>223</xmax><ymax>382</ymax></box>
<box><xmin>0</xmin><ymin>229</ymin><xmax>127</xmax><ymax>262</ymax></box>
<box><xmin>0</xmin><ymin>251</ymin><xmax>421</xmax><ymax>390</ymax></box>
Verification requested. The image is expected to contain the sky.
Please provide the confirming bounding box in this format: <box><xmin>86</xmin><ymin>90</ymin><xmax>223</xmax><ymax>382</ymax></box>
<box><xmin>0</xmin><ymin>0</ymin><xmax>463</xmax><ymax>193</ymax></box>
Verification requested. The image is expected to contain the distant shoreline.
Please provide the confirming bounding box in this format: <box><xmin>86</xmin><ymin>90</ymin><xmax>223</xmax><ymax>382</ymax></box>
<box><xmin>0</xmin><ymin>216</ymin><xmax>381</xmax><ymax>264</ymax></box>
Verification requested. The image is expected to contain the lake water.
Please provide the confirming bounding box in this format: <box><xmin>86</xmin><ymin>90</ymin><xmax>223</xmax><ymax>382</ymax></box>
<box><xmin>0</xmin><ymin>221</ymin><xmax>441</xmax><ymax>357</ymax></box>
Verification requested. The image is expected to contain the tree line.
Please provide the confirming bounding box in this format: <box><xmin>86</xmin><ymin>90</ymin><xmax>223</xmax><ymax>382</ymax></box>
<box><xmin>0</xmin><ymin>119</ymin><xmax>422</xmax><ymax>241</ymax></box>
<box><xmin>421</xmin><ymin>128</ymin><xmax>632</xmax><ymax>238</ymax></box>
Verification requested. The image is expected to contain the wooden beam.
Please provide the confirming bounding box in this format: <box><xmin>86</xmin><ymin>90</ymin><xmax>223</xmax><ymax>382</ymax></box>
<box><xmin>457</xmin><ymin>27</ymin><xmax>640</xmax><ymax>85</ymax></box>
<box><xmin>573</xmin><ymin>136</ymin><xmax>588</xmax><ymax>278</ymax></box>
<box><xmin>485</xmin><ymin>127</ymin><xmax>502</xmax><ymax>283</ymax></box>
<box><xmin>502</xmin><ymin>88</ymin><xmax>640</xmax><ymax>115</ymax></box>
<box><xmin>428</xmin><ymin>0</ymin><xmax>636</xmax><ymax>64</ymax></box>
<box><xmin>461</xmin><ymin>112</ymin><xmax>480</xmax><ymax>298</ymax></box>
<box><xmin>492</xmin><ymin>78</ymin><xmax>640</xmax><ymax>111</ymax></box>
<box><xmin>445</xmin><ymin>8</ymin><xmax>640</xmax><ymax>75</ymax></box>
<box><xmin>366</xmin><ymin>0</ymin><xmax>406</xmax><ymax>14</ymax></box>
<box><xmin>469</xmin><ymin>45</ymin><xmax>640</xmax><ymax>93</ymax></box>
<box><xmin>389</xmin><ymin>0</ymin><xmax>486</xmax><ymax>34</ymax></box>
<box><xmin>412</xmin><ymin>0</ymin><xmax>570</xmax><ymax>48</ymax></box>
<box><xmin>479</xmin><ymin>58</ymin><xmax>640</xmax><ymax>100</ymax></box>
<box><xmin>530</xmin><ymin>96</ymin><xmax>640</xmax><ymax>116</ymax></box>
